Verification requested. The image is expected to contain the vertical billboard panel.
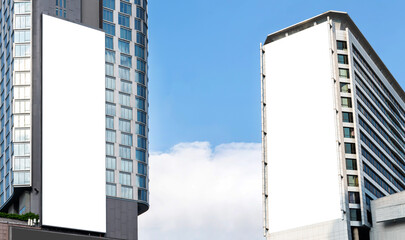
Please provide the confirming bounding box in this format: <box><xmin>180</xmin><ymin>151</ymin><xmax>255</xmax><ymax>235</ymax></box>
<box><xmin>264</xmin><ymin>22</ymin><xmax>342</xmax><ymax>233</ymax></box>
<box><xmin>42</xmin><ymin>15</ymin><xmax>106</xmax><ymax>233</ymax></box>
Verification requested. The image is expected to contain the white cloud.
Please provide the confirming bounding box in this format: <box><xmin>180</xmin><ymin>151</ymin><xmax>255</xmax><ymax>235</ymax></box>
<box><xmin>139</xmin><ymin>142</ymin><xmax>262</xmax><ymax>240</ymax></box>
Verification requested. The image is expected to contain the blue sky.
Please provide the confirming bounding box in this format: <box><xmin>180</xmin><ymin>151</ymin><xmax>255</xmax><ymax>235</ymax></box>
<box><xmin>147</xmin><ymin>0</ymin><xmax>405</xmax><ymax>151</ymax></box>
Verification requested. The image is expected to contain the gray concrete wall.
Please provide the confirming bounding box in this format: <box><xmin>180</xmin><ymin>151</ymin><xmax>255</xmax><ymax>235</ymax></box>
<box><xmin>370</xmin><ymin>191</ymin><xmax>405</xmax><ymax>240</ymax></box>
<box><xmin>268</xmin><ymin>219</ymin><xmax>350</xmax><ymax>240</ymax></box>
<box><xmin>106</xmin><ymin>198</ymin><xmax>138</xmax><ymax>240</ymax></box>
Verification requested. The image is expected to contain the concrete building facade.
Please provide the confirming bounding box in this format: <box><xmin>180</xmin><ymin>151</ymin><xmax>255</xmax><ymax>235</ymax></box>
<box><xmin>261</xmin><ymin>11</ymin><xmax>405</xmax><ymax>240</ymax></box>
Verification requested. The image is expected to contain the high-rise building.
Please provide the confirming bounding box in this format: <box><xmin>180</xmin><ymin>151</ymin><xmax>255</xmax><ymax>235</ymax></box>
<box><xmin>261</xmin><ymin>11</ymin><xmax>405</xmax><ymax>240</ymax></box>
<box><xmin>0</xmin><ymin>0</ymin><xmax>148</xmax><ymax>239</ymax></box>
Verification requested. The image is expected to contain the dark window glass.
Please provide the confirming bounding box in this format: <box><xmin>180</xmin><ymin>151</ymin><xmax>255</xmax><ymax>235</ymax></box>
<box><xmin>341</xmin><ymin>97</ymin><xmax>352</xmax><ymax>108</ymax></box>
<box><xmin>337</xmin><ymin>41</ymin><xmax>347</xmax><ymax>50</ymax></box>
<box><xmin>342</xmin><ymin>112</ymin><xmax>353</xmax><ymax>123</ymax></box>
<box><xmin>348</xmin><ymin>175</ymin><xmax>359</xmax><ymax>187</ymax></box>
<box><xmin>135</xmin><ymin>19</ymin><xmax>141</xmax><ymax>31</ymax></box>
<box><xmin>344</xmin><ymin>127</ymin><xmax>355</xmax><ymax>138</ymax></box>
<box><xmin>340</xmin><ymin>83</ymin><xmax>351</xmax><ymax>93</ymax></box>
<box><xmin>346</xmin><ymin>158</ymin><xmax>357</xmax><ymax>170</ymax></box>
<box><xmin>120</xmin><ymin>2</ymin><xmax>131</xmax><ymax>15</ymax></box>
<box><xmin>338</xmin><ymin>54</ymin><xmax>348</xmax><ymax>64</ymax></box>
<box><xmin>345</xmin><ymin>143</ymin><xmax>356</xmax><ymax>154</ymax></box>
<box><xmin>103</xmin><ymin>9</ymin><xmax>113</xmax><ymax>22</ymax></box>
<box><xmin>349</xmin><ymin>192</ymin><xmax>360</xmax><ymax>203</ymax></box>
<box><xmin>118</xmin><ymin>14</ymin><xmax>130</xmax><ymax>27</ymax></box>
<box><xmin>103</xmin><ymin>22</ymin><xmax>115</xmax><ymax>36</ymax></box>
<box><xmin>350</xmin><ymin>208</ymin><xmax>361</xmax><ymax>221</ymax></box>
<box><xmin>103</xmin><ymin>0</ymin><xmax>115</xmax><ymax>10</ymax></box>
<box><xmin>105</xmin><ymin>36</ymin><xmax>113</xmax><ymax>49</ymax></box>
<box><xmin>339</xmin><ymin>68</ymin><xmax>350</xmax><ymax>78</ymax></box>
<box><xmin>120</xmin><ymin>27</ymin><xmax>131</xmax><ymax>41</ymax></box>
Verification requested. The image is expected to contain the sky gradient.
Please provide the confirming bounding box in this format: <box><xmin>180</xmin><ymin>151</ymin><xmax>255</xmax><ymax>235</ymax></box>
<box><xmin>148</xmin><ymin>0</ymin><xmax>405</xmax><ymax>152</ymax></box>
<box><xmin>141</xmin><ymin>1</ymin><xmax>405</xmax><ymax>239</ymax></box>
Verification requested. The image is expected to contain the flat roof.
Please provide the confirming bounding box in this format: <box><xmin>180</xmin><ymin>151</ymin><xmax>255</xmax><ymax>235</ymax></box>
<box><xmin>264</xmin><ymin>11</ymin><xmax>405</xmax><ymax>103</ymax></box>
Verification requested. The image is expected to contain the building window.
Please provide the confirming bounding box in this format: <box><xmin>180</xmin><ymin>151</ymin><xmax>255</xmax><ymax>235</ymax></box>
<box><xmin>121</xmin><ymin>106</ymin><xmax>133</xmax><ymax>120</ymax></box>
<box><xmin>137</xmin><ymin>136</ymin><xmax>147</xmax><ymax>149</ymax></box>
<box><xmin>136</xmin><ymin>123</ymin><xmax>146</xmax><ymax>136</ymax></box>
<box><xmin>121</xmin><ymin>159</ymin><xmax>133</xmax><ymax>172</ymax></box>
<box><xmin>338</xmin><ymin>54</ymin><xmax>348</xmax><ymax>64</ymax></box>
<box><xmin>121</xmin><ymin>186</ymin><xmax>133</xmax><ymax>199</ymax></box>
<box><xmin>103</xmin><ymin>0</ymin><xmax>115</xmax><ymax>10</ymax></box>
<box><xmin>119</xmin><ymin>119</ymin><xmax>131</xmax><ymax>132</ymax></box>
<box><xmin>137</xmin><ymin>110</ymin><xmax>146</xmax><ymax>123</ymax></box>
<box><xmin>119</xmin><ymin>146</ymin><xmax>131</xmax><ymax>158</ymax></box>
<box><xmin>119</xmin><ymin>92</ymin><xmax>131</xmax><ymax>106</ymax></box>
<box><xmin>136</xmin><ymin>7</ymin><xmax>145</xmax><ymax>20</ymax></box>
<box><xmin>118</xmin><ymin>40</ymin><xmax>130</xmax><ymax>54</ymax></box>
<box><xmin>106</xmin><ymin>103</ymin><xmax>116</xmax><ymax>116</ymax></box>
<box><xmin>136</xmin><ymin>149</ymin><xmax>146</xmax><ymax>162</ymax></box>
<box><xmin>103</xmin><ymin>9</ymin><xmax>114</xmax><ymax>22</ymax></box>
<box><xmin>106</xmin><ymin>170</ymin><xmax>115</xmax><ymax>183</ymax></box>
<box><xmin>137</xmin><ymin>59</ymin><xmax>146</xmax><ymax>72</ymax></box>
<box><xmin>15</xmin><ymin>30</ymin><xmax>31</xmax><ymax>43</ymax></box>
<box><xmin>119</xmin><ymin>172</ymin><xmax>131</xmax><ymax>185</ymax></box>
<box><xmin>103</xmin><ymin>22</ymin><xmax>116</xmax><ymax>36</ymax></box>
<box><xmin>340</xmin><ymin>83</ymin><xmax>351</xmax><ymax>93</ymax></box>
<box><xmin>118</xmin><ymin>14</ymin><xmax>130</xmax><ymax>27</ymax></box>
<box><xmin>105</xmin><ymin>36</ymin><xmax>114</xmax><ymax>49</ymax></box>
<box><xmin>137</xmin><ymin>85</ymin><xmax>146</xmax><ymax>98</ymax></box>
<box><xmin>343</xmin><ymin>127</ymin><xmax>355</xmax><ymax>138</ymax></box>
<box><xmin>136</xmin><ymin>97</ymin><xmax>145</xmax><ymax>110</ymax></box>
<box><xmin>105</xmin><ymin>63</ymin><xmax>114</xmax><ymax>76</ymax></box>
<box><xmin>135</xmin><ymin>19</ymin><xmax>141</xmax><ymax>31</ymax></box>
<box><xmin>137</xmin><ymin>175</ymin><xmax>146</xmax><ymax>188</ymax></box>
<box><xmin>342</xmin><ymin>112</ymin><xmax>353</xmax><ymax>123</ymax></box>
<box><xmin>138</xmin><ymin>162</ymin><xmax>147</xmax><ymax>175</ymax></box>
<box><xmin>119</xmin><ymin>67</ymin><xmax>130</xmax><ymax>80</ymax></box>
<box><xmin>349</xmin><ymin>191</ymin><xmax>360</xmax><ymax>204</ymax></box>
<box><xmin>350</xmin><ymin>208</ymin><xmax>361</xmax><ymax>221</ymax></box>
<box><xmin>135</xmin><ymin>71</ymin><xmax>145</xmax><ymax>84</ymax></box>
<box><xmin>106</xmin><ymin>130</ymin><xmax>116</xmax><ymax>143</ymax></box>
<box><xmin>121</xmin><ymin>133</ymin><xmax>133</xmax><ymax>146</ymax></box>
<box><xmin>121</xmin><ymin>80</ymin><xmax>132</xmax><ymax>94</ymax></box>
<box><xmin>106</xmin><ymin>143</ymin><xmax>115</xmax><ymax>156</ymax></box>
<box><xmin>106</xmin><ymin>116</ymin><xmax>114</xmax><ymax>129</ymax></box>
<box><xmin>106</xmin><ymin>157</ymin><xmax>116</xmax><ymax>169</ymax></box>
<box><xmin>15</xmin><ymin>2</ymin><xmax>32</xmax><ymax>14</ymax></box>
<box><xmin>341</xmin><ymin>97</ymin><xmax>352</xmax><ymax>108</ymax></box>
<box><xmin>136</xmin><ymin>32</ymin><xmax>145</xmax><ymax>45</ymax></box>
<box><xmin>138</xmin><ymin>189</ymin><xmax>147</xmax><ymax>201</ymax></box>
<box><xmin>105</xmin><ymin>50</ymin><xmax>115</xmax><ymax>64</ymax></box>
<box><xmin>120</xmin><ymin>54</ymin><xmax>132</xmax><ymax>68</ymax></box>
<box><xmin>337</xmin><ymin>41</ymin><xmax>347</xmax><ymax>50</ymax></box>
<box><xmin>346</xmin><ymin>158</ymin><xmax>357</xmax><ymax>170</ymax></box>
<box><xmin>120</xmin><ymin>27</ymin><xmax>132</xmax><ymax>41</ymax></box>
<box><xmin>106</xmin><ymin>184</ymin><xmax>116</xmax><ymax>197</ymax></box>
<box><xmin>345</xmin><ymin>143</ymin><xmax>356</xmax><ymax>154</ymax></box>
<box><xmin>120</xmin><ymin>2</ymin><xmax>132</xmax><ymax>15</ymax></box>
<box><xmin>135</xmin><ymin>45</ymin><xmax>145</xmax><ymax>59</ymax></box>
<box><xmin>339</xmin><ymin>68</ymin><xmax>350</xmax><ymax>78</ymax></box>
<box><xmin>106</xmin><ymin>89</ymin><xmax>114</xmax><ymax>102</ymax></box>
<box><xmin>348</xmin><ymin>175</ymin><xmax>359</xmax><ymax>187</ymax></box>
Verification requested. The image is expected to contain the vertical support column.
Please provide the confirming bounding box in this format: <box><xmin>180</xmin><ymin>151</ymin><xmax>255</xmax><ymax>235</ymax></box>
<box><xmin>260</xmin><ymin>43</ymin><xmax>269</xmax><ymax>238</ymax></box>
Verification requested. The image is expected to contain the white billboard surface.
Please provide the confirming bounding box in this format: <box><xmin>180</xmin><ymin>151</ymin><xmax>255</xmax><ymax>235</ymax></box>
<box><xmin>264</xmin><ymin>22</ymin><xmax>342</xmax><ymax>233</ymax></box>
<box><xmin>42</xmin><ymin>15</ymin><xmax>106</xmax><ymax>233</ymax></box>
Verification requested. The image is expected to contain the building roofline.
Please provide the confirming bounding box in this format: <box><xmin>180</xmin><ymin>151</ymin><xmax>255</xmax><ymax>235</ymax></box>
<box><xmin>263</xmin><ymin>11</ymin><xmax>405</xmax><ymax>103</ymax></box>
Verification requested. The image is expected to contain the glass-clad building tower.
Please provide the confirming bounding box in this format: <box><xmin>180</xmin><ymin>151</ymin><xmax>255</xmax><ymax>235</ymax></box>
<box><xmin>262</xmin><ymin>11</ymin><xmax>405</xmax><ymax>240</ymax></box>
<box><xmin>102</xmin><ymin>0</ymin><xmax>149</xmax><ymax>210</ymax></box>
<box><xmin>0</xmin><ymin>1</ymin><xmax>149</xmax><ymax>239</ymax></box>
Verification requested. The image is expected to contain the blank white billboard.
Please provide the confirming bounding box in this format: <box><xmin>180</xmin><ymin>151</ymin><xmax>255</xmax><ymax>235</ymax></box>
<box><xmin>264</xmin><ymin>22</ymin><xmax>342</xmax><ymax>233</ymax></box>
<box><xmin>42</xmin><ymin>15</ymin><xmax>106</xmax><ymax>233</ymax></box>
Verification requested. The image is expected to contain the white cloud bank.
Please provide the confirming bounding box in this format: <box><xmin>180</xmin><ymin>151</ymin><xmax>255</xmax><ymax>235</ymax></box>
<box><xmin>139</xmin><ymin>142</ymin><xmax>262</xmax><ymax>240</ymax></box>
